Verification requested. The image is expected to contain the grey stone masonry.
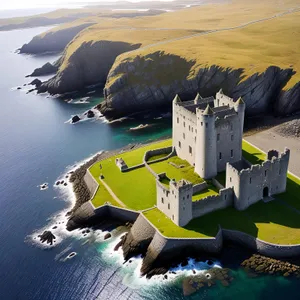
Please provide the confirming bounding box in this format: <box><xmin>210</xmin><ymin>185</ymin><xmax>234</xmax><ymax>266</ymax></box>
<box><xmin>226</xmin><ymin>148</ymin><xmax>290</xmax><ymax>211</ymax></box>
<box><xmin>172</xmin><ymin>90</ymin><xmax>245</xmax><ymax>179</ymax></box>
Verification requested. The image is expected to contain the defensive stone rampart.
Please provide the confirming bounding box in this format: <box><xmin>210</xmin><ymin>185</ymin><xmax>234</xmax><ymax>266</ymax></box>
<box><xmin>192</xmin><ymin>188</ymin><xmax>233</xmax><ymax>218</ymax></box>
<box><xmin>192</xmin><ymin>182</ymin><xmax>208</xmax><ymax>194</ymax></box>
<box><xmin>222</xmin><ymin>229</ymin><xmax>300</xmax><ymax>258</ymax></box>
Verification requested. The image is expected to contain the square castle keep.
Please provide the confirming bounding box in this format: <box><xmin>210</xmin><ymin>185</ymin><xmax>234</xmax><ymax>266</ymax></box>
<box><xmin>156</xmin><ymin>90</ymin><xmax>290</xmax><ymax>226</ymax></box>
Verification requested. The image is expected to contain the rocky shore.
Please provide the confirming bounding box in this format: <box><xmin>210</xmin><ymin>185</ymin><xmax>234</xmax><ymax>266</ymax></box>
<box><xmin>66</xmin><ymin>143</ymin><xmax>140</xmax><ymax>230</ymax></box>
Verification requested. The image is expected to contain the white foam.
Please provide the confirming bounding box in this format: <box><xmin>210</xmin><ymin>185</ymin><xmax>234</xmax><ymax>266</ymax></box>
<box><xmin>28</xmin><ymin>150</ymin><xmax>104</xmax><ymax>248</ymax></box>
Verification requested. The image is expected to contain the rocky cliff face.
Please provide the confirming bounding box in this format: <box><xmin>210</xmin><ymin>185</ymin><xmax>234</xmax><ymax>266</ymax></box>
<box><xmin>99</xmin><ymin>51</ymin><xmax>299</xmax><ymax>119</ymax></box>
<box><xmin>19</xmin><ymin>22</ymin><xmax>95</xmax><ymax>54</ymax></box>
<box><xmin>37</xmin><ymin>41</ymin><xmax>141</xmax><ymax>95</ymax></box>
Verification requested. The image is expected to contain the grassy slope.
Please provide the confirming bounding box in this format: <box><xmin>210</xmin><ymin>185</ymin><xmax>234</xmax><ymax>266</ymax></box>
<box><xmin>59</xmin><ymin>25</ymin><xmax>198</xmax><ymax>71</ymax></box>
<box><xmin>108</xmin><ymin>0</ymin><xmax>300</xmax><ymax>89</ymax></box>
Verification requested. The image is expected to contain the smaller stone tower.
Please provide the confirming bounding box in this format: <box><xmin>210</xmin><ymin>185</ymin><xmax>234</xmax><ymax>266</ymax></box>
<box><xmin>234</xmin><ymin>97</ymin><xmax>246</xmax><ymax>136</ymax></box>
<box><xmin>195</xmin><ymin>105</ymin><xmax>217</xmax><ymax>179</ymax></box>
<box><xmin>169</xmin><ymin>179</ymin><xmax>193</xmax><ymax>226</ymax></box>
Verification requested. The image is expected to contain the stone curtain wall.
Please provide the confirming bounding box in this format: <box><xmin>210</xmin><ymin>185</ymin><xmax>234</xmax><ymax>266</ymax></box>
<box><xmin>84</xmin><ymin>170</ymin><xmax>99</xmax><ymax>196</ymax></box>
<box><xmin>222</xmin><ymin>229</ymin><xmax>300</xmax><ymax>258</ymax></box>
<box><xmin>192</xmin><ymin>188</ymin><xmax>233</xmax><ymax>219</ymax></box>
<box><xmin>192</xmin><ymin>182</ymin><xmax>208</xmax><ymax>194</ymax></box>
<box><xmin>108</xmin><ymin>205</ymin><xmax>139</xmax><ymax>222</ymax></box>
<box><xmin>212</xmin><ymin>177</ymin><xmax>224</xmax><ymax>190</ymax></box>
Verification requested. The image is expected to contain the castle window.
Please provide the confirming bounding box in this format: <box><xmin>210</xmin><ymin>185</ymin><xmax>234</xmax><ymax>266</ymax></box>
<box><xmin>189</xmin><ymin>125</ymin><xmax>190</xmax><ymax>131</ymax></box>
<box><xmin>172</xmin><ymin>215</ymin><xmax>174</xmax><ymax>220</ymax></box>
<box><xmin>192</xmin><ymin>127</ymin><xmax>194</xmax><ymax>133</ymax></box>
<box><xmin>179</xmin><ymin>141</ymin><xmax>181</xmax><ymax>148</ymax></box>
<box><xmin>187</xmin><ymin>194</ymin><xmax>190</xmax><ymax>199</ymax></box>
<box><xmin>161</xmin><ymin>197</ymin><xmax>164</xmax><ymax>204</ymax></box>
<box><xmin>172</xmin><ymin>190</ymin><xmax>174</xmax><ymax>195</ymax></box>
<box><xmin>183</xmin><ymin>206</ymin><xmax>185</xmax><ymax>211</ymax></box>
<box><xmin>195</xmin><ymin>129</ymin><xmax>197</xmax><ymax>133</ymax></box>
<box><xmin>231</xmin><ymin>135</ymin><xmax>234</xmax><ymax>141</ymax></box>
<box><xmin>217</xmin><ymin>134</ymin><xmax>220</xmax><ymax>141</ymax></box>
<box><xmin>230</xmin><ymin>177</ymin><xmax>232</xmax><ymax>182</ymax></box>
<box><xmin>183</xmin><ymin>133</ymin><xmax>185</xmax><ymax>139</ymax></box>
<box><xmin>225</xmin><ymin>195</ymin><xmax>227</xmax><ymax>200</ymax></box>
<box><xmin>168</xmin><ymin>203</ymin><xmax>170</xmax><ymax>210</ymax></box>
<box><xmin>206</xmin><ymin>123</ymin><xmax>208</xmax><ymax>128</ymax></box>
<box><xmin>250</xmin><ymin>177</ymin><xmax>252</xmax><ymax>184</ymax></box>
<box><xmin>184</xmin><ymin>122</ymin><xmax>186</xmax><ymax>127</ymax></box>
<box><xmin>201</xmin><ymin>122</ymin><xmax>203</xmax><ymax>126</ymax></box>
<box><xmin>183</xmin><ymin>196</ymin><xmax>185</xmax><ymax>200</ymax></box>
<box><xmin>177</xmin><ymin>117</ymin><xmax>179</xmax><ymax>124</ymax></box>
<box><xmin>189</xmin><ymin>146</ymin><xmax>192</xmax><ymax>155</ymax></box>
<box><xmin>265</xmin><ymin>170</ymin><xmax>267</xmax><ymax>177</ymax></box>
<box><xmin>231</xmin><ymin>149</ymin><xmax>233</xmax><ymax>158</ymax></box>
<box><xmin>219</xmin><ymin>152</ymin><xmax>222</xmax><ymax>160</ymax></box>
<box><xmin>195</xmin><ymin>136</ymin><xmax>196</xmax><ymax>142</ymax></box>
<box><xmin>230</xmin><ymin>123</ymin><xmax>233</xmax><ymax>131</ymax></box>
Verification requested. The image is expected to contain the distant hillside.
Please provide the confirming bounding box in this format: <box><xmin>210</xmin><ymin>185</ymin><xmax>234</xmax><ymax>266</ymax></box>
<box><xmin>20</xmin><ymin>0</ymin><xmax>300</xmax><ymax>119</ymax></box>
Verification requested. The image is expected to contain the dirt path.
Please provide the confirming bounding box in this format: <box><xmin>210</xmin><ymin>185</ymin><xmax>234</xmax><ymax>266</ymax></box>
<box><xmin>99</xmin><ymin>178</ymin><xmax>126</xmax><ymax>208</ymax></box>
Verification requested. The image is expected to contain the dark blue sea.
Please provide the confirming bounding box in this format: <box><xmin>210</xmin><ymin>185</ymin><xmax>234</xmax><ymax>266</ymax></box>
<box><xmin>0</xmin><ymin>26</ymin><xmax>299</xmax><ymax>300</ymax></box>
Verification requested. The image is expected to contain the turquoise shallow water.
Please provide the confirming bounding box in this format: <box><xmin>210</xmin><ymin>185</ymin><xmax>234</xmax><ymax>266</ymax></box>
<box><xmin>0</xmin><ymin>26</ymin><xmax>299</xmax><ymax>300</ymax></box>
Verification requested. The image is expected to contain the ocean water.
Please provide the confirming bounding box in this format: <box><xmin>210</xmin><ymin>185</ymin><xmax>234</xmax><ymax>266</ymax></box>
<box><xmin>0</xmin><ymin>26</ymin><xmax>299</xmax><ymax>300</ymax></box>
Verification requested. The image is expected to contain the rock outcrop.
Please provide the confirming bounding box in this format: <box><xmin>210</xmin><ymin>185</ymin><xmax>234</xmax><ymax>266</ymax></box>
<box><xmin>37</xmin><ymin>41</ymin><xmax>141</xmax><ymax>95</ymax></box>
<box><xmin>99</xmin><ymin>51</ymin><xmax>298</xmax><ymax>119</ymax></box>
<box><xmin>27</xmin><ymin>62</ymin><xmax>58</xmax><ymax>77</ymax></box>
<box><xmin>19</xmin><ymin>22</ymin><xmax>95</xmax><ymax>54</ymax></box>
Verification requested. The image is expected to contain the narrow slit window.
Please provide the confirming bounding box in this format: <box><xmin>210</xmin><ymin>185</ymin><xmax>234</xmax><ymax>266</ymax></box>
<box><xmin>168</xmin><ymin>203</ymin><xmax>170</xmax><ymax>210</ymax></box>
<box><xmin>231</xmin><ymin>149</ymin><xmax>233</xmax><ymax>158</ymax></box>
<box><xmin>219</xmin><ymin>152</ymin><xmax>222</xmax><ymax>160</ymax></box>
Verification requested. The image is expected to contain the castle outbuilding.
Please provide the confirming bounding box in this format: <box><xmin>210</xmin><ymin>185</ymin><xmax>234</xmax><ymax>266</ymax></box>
<box><xmin>156</xmin><ymin>90</ymin><xmax>290</xmax><ymax>227</ymax></box>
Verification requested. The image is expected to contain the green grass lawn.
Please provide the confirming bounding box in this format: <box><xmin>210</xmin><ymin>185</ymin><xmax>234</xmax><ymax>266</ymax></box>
<box><xmin>119</xmin><ymin>139</ymin><xmax>172</xmax><ymax>167</ymax></box>
<box><xmin>151</xmin><ymin>156</ymin><xmax>204</xmax><ymax>185</ymax></box>
<box><xmin>192</xmin><ymin>183</ymin><xmax>219</xmax><ymax>201</ymax></box>
<box><xmin>143</xmin><ymin>208</ymin><xmax>215</xmax><ymax>238</ymax></box>
<box><xmin>147</xmin><ymin>153</ymin><xmax>170</xmax><ymax>162</ymax></box>
<box><xmin>89</xmin><ymin>139</ymin><xmax>172</xmax><ymax>210</ymax></box>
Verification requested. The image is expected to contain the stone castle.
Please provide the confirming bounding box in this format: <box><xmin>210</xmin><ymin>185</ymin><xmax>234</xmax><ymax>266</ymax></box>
<box><xmin>156</xmin><ymin>90</ymin><xmax>290</xmax><ymax>226</ymax></box>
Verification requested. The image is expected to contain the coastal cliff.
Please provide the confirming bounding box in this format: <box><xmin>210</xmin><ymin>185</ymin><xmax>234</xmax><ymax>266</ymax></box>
<box><xmin>37</xmin><ymin>40</ymin><xmax>141</xmax><ymax>95</ymax></box>
<box><xmin>99</xmin><ymin>51</ymin><xmax>299</xmax><ymax>119</ymax></box>
<box><xmin>19</xmin><ymin>22</ymin><xmax>95</xmax><ymax>54</ymax></box>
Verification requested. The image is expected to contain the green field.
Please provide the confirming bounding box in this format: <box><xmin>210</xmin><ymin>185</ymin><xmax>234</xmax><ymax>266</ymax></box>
<box><xmin>150</xmin><ymin>156</ymin><xmax>204</xmax><ymax>185</ymax></box>
<box><xmin>192</xmin><ymin>182</ymin><xmax>219</xmax><ymax>201</ymax></box>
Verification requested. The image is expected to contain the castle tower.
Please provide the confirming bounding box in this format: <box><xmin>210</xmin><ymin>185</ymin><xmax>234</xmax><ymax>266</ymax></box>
<box><xmin>195</xmin><ymin>104</ymin><xmax>217</xmax><ymax>179</ymax></box>
<box><xmin>234</xmin><ymin>97</ymin><xmax>246</xmax><ymax>135</ymax></box>
<box><xmin>169</xmin><ymin>179</ymin><xmax>193</xmax><ymax>226</ymax></box>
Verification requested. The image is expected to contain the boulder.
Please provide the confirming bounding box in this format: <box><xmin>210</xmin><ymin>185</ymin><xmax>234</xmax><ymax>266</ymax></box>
<box><xmin>71</xmin><ymin>115</ymin><xmax>80</xmax><ymax>123</ymax></box>
<box><xmin>87</xmin><ymin>110</ymin><xmax>95</xmax><ymax>118</ymax></box>
<box><xmin>38</xmin><ymin>230</ymin><xmax>56</xmax><ymax>245</ymax></box>
<box><xmin>104</xmin><ymin>233</ymin><xmax>112</xmax><ymax>240</ymax></box>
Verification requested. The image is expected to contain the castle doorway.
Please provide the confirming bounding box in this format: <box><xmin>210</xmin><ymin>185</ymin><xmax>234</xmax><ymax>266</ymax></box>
<box><xmin>263</xmin><ymin>186</ymin><xmax>269</xmax><ymax>198</ymax></box>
